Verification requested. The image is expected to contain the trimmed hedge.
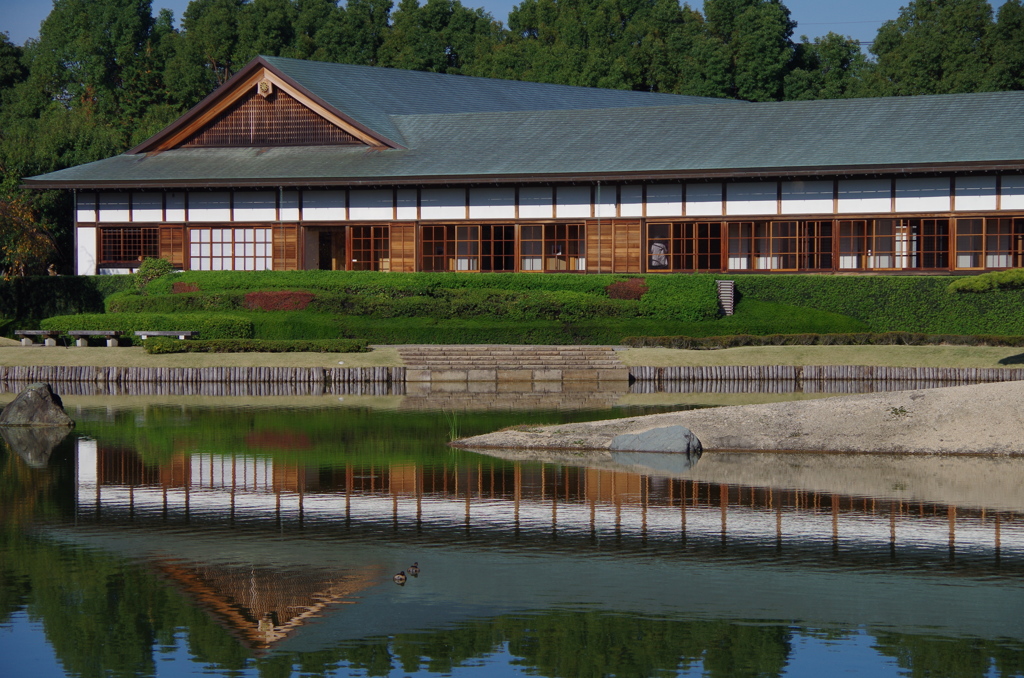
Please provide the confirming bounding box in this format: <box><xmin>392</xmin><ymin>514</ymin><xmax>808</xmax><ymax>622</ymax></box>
<box><xmin>0</xmin><ymin>275</ymin><xmax>124</xmax><ymax>327</ymax></box>
<box><xmin>143</xmin><ymin>337</ymin><xmax>369</xmax><ymax>354</ymax></box>
<box><xmin>725</xmin><ymin>274</ymin><xmax>1024</xmax><ymax>335</ymax></box>
<box><xmin>40</xmin><ymin>313</ymin><xmax>255</xmax><ymax>343</ymax></box>
<box><xmin>621</xmin><ymin>331</ymin><xmax>1024</xmax><ymax>349</ymax></box>
<box><xmin>108</xmin><ymin>275</ymin><xmax>720</xmax><ymax>322</ymax></box>
<box><xmin>947</xmin><ymin>268</ymin><xmax>1024</xmax><ymax>293</ymax></box>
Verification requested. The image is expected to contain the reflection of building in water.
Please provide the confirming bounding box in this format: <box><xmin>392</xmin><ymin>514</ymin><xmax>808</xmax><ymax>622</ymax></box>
<box><xmin>77</xmin><ymin>439</ymin><xmax>1024</xmax><ymax>562</ymax></box>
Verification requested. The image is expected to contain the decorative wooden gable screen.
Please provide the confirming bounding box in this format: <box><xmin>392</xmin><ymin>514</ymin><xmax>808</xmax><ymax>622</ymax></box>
<box><xmin>178</xmin><ymin>88</ymin><xmax>363</xmax><ymax>148</ymax></box>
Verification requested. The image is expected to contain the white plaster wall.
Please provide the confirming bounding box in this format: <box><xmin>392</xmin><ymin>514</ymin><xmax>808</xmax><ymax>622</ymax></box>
<box><xmin>350</xmin><ymin>189</ymin><xmax>394</xmax><ymax>220</ymax></box>
<box><xmin>686</xmin><ymin>183</ymin><xmax>723</xmax><ymax>216</ymax></box>
<box><xmin>77</xmin><ymin>438</ymin><xmax>98</xmax><ymax>485</ymax></box>
<box><xmin>99</xmin><ymin>192</ymin><xmax>130</xmax><ymax>222</ymax></box>
<box><xmin>645</xmin><ymin>184</ymin><xmax>683</xmax><ymax>217</ymax></box>
<box><xmin>469</xmin><ymin>187</ymin><xmax>515</xmax><ymax>219</ymax></box>
<box><xmin>954</xmin><ymin>177</ymin><xmax>997</xmax><ymax>212</ymax></box>
<box><xmin>280</xmin><ymin>191</ymin><xmax>300</xmax><ymax>221</ymax></box>
<box><xmin>519</xmin><ymin>187</ymin><xmax>553</xmax><ymax>218</ymax></box>
<box><xmin>620</xmin><ymin>185</ymin><xmax>643</xmax><ymax>217</ymax></box>
<box><xmin>233</xmin><ymin>191</ymin><xmax>277</xmax><ymax>221</ymax></box>
<box><xmin>166</xmin><ymin>192</ymin><xmax>186</xmax><ymax>221</ymax></box>
<box><xmin>76</xmin><ymin>226</ymin><xmax>97</xmax><ymax>275</ymax></box>
<box><xmin>594</xmin><ymin>185</ymin><xmax>616</xmax><ymax>218</ymax></box>
<box><xmin>303</xmin><ymin>190</ymin><xmax>347</xmax><ymax>221</ymax></box>
<box><xmin>895</xmin><ymin>177</ymin><xmax>950</xmax><ymax>212</ymax></box>
<box><xmin>837</xmin><ymin>179</ymin><xmax>891</xmax><ymax>213</ymax></box>
<box><xmin>727</xmin><ymin>182</ymin><xmax>778</xmax><ymax>216</ymax></box>
<box><xmin>76</xmin><ymin>193</ymin><xmax>96</xmax><ymax>222</ymax></box>
<box><xmin>421</xmin><ymin>188</ymin><xmax>465</xmax><ymax>220</ymax></box>
<box><xmin>1000</xmin><ymin>175</ymin><xmax>1024</xmax><ymax>210</ymax></box>
<box><xmin>130</xmin><ymin>193</ymin><xmax>162</xmax><ymax>222</ymax></box>
<box><xmin>555</xmin><ymin>185</ymin><xmax>591</xmax><ymax>218</ymax></box>
<box><xmin>397</xmin><ymin>189</ymin><xmax>418</xmax><ymax>220</ymax></box>
<box><xmin>781</xmin><ymin>181</ymin><xmax>833</xmax><ymax>215</ymax></box>
<box><xmin>189</xmin><ymin>192</ymin><xmax>231</xmax><ymax>222</ymax></box>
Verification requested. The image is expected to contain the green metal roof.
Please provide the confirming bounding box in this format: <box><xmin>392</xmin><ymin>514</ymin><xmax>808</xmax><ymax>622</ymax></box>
<box><xmin>261</xmin><ymin>56</ymin><xmax>744</xmax><ymax>147</ymax></box>
<box><xmin>24</xmin><ymin>61</ymin><xmax>1024</xmax><ymax>189</ymax></box>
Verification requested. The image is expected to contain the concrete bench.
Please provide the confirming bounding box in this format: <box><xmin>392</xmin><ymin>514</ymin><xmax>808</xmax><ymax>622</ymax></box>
<box><xmin>134</xmin><ymin>331</ymin><xmax>199</xmax><ymax>341</ymax></box>
<box><xmin>15</xmin><ymin>330</ymin><xmax>61</xmax><ymax>347</ymax></box>
<box><xmin>68</xmin><ymin>330</ymin><xmax>123</xmax><ymax>347</ymax></box>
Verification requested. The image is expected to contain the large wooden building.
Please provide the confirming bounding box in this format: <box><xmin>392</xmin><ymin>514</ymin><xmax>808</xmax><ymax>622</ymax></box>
<box><xmin>25</xmin><ymin>56</ymin><xmax>1024</xmax><ymax>276</ymax></box>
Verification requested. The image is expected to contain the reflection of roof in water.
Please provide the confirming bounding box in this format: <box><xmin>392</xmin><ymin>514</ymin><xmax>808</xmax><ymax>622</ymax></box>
<box><xmin>155</xmin><ymin>560</ymin><xmax>382</xmax><ymax>651</ymax></box>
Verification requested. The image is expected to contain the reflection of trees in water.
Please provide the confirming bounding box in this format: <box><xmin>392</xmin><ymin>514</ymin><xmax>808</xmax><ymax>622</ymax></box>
<box><xmin>3</xmin><ymin>529</ymin><xmax>1024</xmax><ymax>678</ymax></box>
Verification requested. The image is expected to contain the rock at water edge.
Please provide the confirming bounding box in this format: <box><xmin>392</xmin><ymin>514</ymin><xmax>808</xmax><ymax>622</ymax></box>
<box><xmin>609</xmin><ymin>425</ymin><xmax>701</xmax><ymax>454</ymax></box>
<box><xmin>0</xmin><ymin>382</ymin><xmax>74</xmax><ymax>427</ymax></box>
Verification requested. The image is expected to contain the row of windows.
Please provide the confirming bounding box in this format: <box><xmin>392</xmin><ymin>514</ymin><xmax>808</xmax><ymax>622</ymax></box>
<box><xmin>96</xmin><ymin>218</ymin><xmax>1024</xmax><ymax>272</ymax></box>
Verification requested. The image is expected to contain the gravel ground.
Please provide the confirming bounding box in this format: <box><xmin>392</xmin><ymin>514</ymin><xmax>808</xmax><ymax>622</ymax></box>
<box><xmin>455</xmin><ymin>380</ymin><xmax>1024</xmax><ymax>455</ymax></box>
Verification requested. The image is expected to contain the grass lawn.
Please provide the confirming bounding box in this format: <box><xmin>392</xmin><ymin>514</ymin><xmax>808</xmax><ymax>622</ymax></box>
<box><xmin>2</xmin><ymin>341</ymin><xmax>1023</xmax><ymax>369</ymax></box>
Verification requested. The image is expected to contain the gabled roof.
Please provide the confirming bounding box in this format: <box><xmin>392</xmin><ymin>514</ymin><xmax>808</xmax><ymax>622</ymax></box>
<box><xmin>130</xmin><ymin>55</ymin><xmax>740</xmax><ymax>154</ymax></box>
<box><xmin>23</xmin><ymin>56</ymin><xmax>1024</xmax><ymax>190</ymax></box>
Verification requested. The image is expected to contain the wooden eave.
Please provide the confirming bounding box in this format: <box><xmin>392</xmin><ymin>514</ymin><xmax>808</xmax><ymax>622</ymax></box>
<box><xmin>129</xmin><ymin>57</ymin><xmax>403</xmax><ymax>154</ymax></box>
<box><xmin>23</xmin><ymin>159</ymin><xmax>1024</xmax><ymax>192</ymax></box>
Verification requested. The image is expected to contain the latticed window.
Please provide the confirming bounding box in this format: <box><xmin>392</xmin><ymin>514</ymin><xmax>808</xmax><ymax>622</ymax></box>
<box><xmin>646</xmin><ymin>222</ymin><xmax>722</xmax><ymax>272</ymax></box>
<box><xmin>350</xmin><ymin>225</ymin><xmax>390</xmax><ymax>271</ymax></box>
<box><xmin>99</xmin><ymin>227</ymin><xmax>159</xmax><ymax>264</ymax></box>
<box><xmin>188</xmin><ymin>227</ymin><xmax>272</xmax><ymax>271</ymax></box>
<box><xmin>953</xmin><ymin>217</ymin><xmax>1024</xmax><ymax>269</ymax></box>
<box><xmin>520</xmin><ymin>224</ymin><xmax>585</xmax><ymax>271</ymax></box>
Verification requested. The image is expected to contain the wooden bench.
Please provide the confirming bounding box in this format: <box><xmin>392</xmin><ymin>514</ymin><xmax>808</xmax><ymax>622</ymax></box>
<box><xmin>15</xmin><ymin>330</ymin><xmax>61</xmax><ymax>346</ymax></box>
<box><xmin>134</xmin><ymin>331</ymin><xmax>199</xmax><ymax>341</ymax></box>
<box><xmin>68</xmin><ymin>330</ymin><xmax>123</xmax><ymax>347</ymax></box>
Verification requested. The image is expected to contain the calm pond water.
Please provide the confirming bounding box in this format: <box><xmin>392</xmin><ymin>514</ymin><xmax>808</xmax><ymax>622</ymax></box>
<box><xmin>1</xmin><ymin>386</ymin><xmax>1023</xmax><ymax>678</ymax></box>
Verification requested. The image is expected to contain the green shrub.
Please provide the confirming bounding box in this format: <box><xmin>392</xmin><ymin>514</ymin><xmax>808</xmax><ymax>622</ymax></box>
<box><xmin>133</xmin><ymin>258</ymin><xmax>175</xmax><ymax>291</ymax></box>
<box><xmin>621</xmin><ymin>332</ymin><xmax>1024</xmax><ymax>349</ymax></box>
<box><xmin>726</xmin><ymin>274</ymin><xmax>1024</xmax><ymax>335</ymax></box>
<box><xmin>0</xmin><ymin>276</ymin><xmax>109</xmax><ymax>324</ymax></box>
<box><xmin>143</xmin><ymin>337</ymin><xmax>368</xmax><ymax>354</ymax></box>
<box><xmin>947</xmin><ymin>269</ymin><xmax>1024</xmax><ymax>293</ymax></box>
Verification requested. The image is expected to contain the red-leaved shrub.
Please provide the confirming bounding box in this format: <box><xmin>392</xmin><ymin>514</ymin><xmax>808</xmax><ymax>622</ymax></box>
<box><xmin>244</xmin><ymin>290</ymin><xmax>315</xmax><ymax>311</ymax></box>
<box><xmin>606</xmin><ymin>278</ymin><xmax>648</xmax><ymax>300</ymax></box>
<box><xmin>172</xmin><ymin>282</ymin><xmax>200</xmax><ymax>294</ymax></box>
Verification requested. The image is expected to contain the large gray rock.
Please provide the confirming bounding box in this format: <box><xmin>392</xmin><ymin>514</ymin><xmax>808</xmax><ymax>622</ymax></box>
<box><xmin>0</xmin><ymin>426</ymin><xmax>71</xmax><ymax>467</ymax></box>
<box><xmin>609</xmin><ymin>425</ymin><xmax>701</xmax><ymax>454</ymax></box>
<box><xmin>0</xmin><ymin>383</ymin><xmax>74</xmax><ymax>427</ymax></box>
<box><xmin>610</xmin><ymin>450</ymin><xmax>702</xmax><ymax>475</ymax></box>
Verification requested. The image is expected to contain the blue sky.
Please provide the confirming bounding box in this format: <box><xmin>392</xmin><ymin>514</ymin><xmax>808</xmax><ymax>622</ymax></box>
<box><xmin>0</xmin><ymin>0</ymin><xmax>1011</xmax><ymax>48</ymax></box>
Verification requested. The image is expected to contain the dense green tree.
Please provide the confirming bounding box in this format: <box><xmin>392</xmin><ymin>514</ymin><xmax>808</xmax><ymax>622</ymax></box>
<box><xmin>235</xmin><ymin>0</ymin><xmax>298</xmax><ymax>62</ymax></box>
<box><xmin>0</xmin><ymin>33</ymin><xmax>27</xmax><ymax>93</ymax></box>
<box><xmin>985</xmin><ymin>0</ymin><xmax>1024</xmax><ymax>90</ymax></box>
<box><xmin>181</xmin><ymin>0</ymin><xmax>246</xmax><ymax>84</ymax></box>
<box><xmin>331</xmin><ymin>0</ymin><xmax>393</xmax><ymax>65</ymax></box>
<box><xmin>378</xmin><ymin>0</ymin><xmax>502</xmax><ymax>74</ymax></box>
<box><xmin>286</xmin><ymin>0</ymin><xmax>344</xmax><ymax>60</ymax></box>
<box><xmin>704</xmin><ymin>0</ymin><xmax>795</xmax><ymax>100</ymax></box>
<box><xmin>867</xmin><ymin>0</ymin><xmax>994</xmax><ymax>96</ymax></box>
<box><xmin>784</xmin><ymin>32</ymin><xmax>869</xmax><ymax>100</ymax></box>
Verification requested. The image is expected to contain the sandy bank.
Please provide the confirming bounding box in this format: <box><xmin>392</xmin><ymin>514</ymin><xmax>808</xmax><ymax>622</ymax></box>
<box><xmin>455</xmin><ymin>380</ymin><xmax>1024</xmax><ymax>455</ymax></box>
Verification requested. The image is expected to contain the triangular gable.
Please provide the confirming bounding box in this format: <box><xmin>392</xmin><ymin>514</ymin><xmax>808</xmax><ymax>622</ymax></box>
<box><xmin>131</xmin><ymin>61</ymin><xmax>398</xmax><ymax>153</ymax></box>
